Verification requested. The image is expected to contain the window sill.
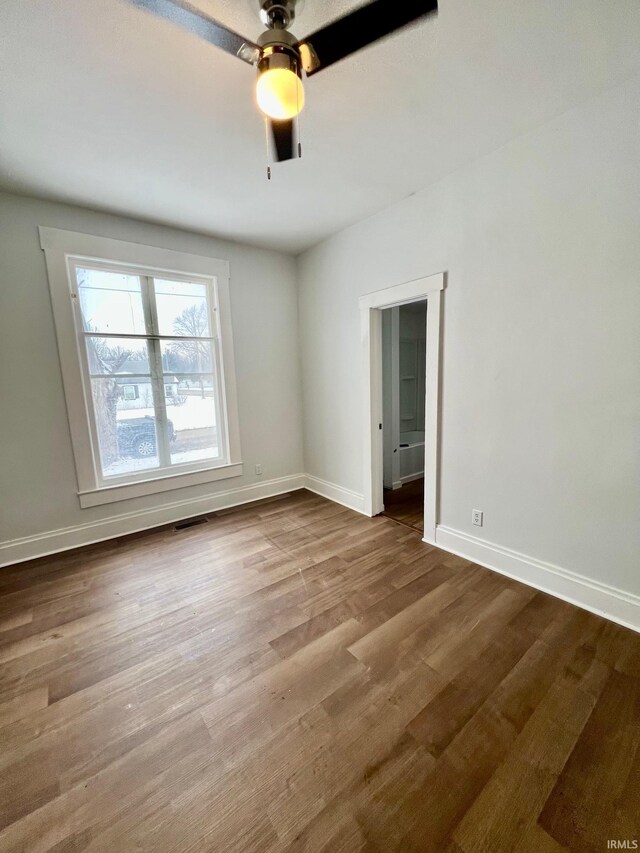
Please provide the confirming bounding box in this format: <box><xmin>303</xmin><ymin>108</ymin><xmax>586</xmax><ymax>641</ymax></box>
<box><xmin>78</xmin><ymin>462</ymin><xmax>244</xmax><ymax>508</ymax></box>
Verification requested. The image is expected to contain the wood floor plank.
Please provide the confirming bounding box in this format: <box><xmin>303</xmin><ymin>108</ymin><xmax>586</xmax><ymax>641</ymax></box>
<box><xmin>452</xmin><ymin>652</ymin><xmax>610</xmax><ymax>852</ymax></box>
<box><xmin>406</xmin><ymin>628</ymin><xmax>534</xmax><ymax>756</ymax></box>
<box><xmin>399</xmin><ymin>704</ymin><xmax>519</xmax><ymax>852</ymax></box>
<box><xmin>538</xmin><ymin>668</ymin><xmax>640</xmax><ymax>851</ymax></box>
<box><xmin>513</xmin><ymin>825</ymin><xmax>568</xmax><ymax>853</ymax></box>
<box><xmin>0</xmin><ymin>687</ymin><xmax>48</xmax><ymax>729</ymax></box>
<box><xmin>0</xmin><ymin>490</ymin><xmax>637</xmax><ymax>852</ymax></box>
<box><xmin>0</xmin><ymin>610</ymin><xmax>33</xmax><ymax>633</ymax></box>
<box><xmin>0</xmin><ymin>711</ymin><xmax>213</xmax><ymax>850</ymax></box>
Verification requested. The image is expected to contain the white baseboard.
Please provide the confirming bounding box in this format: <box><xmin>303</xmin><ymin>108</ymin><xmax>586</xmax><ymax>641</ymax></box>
<box><xmin>303</xmin><ymin>475</ymin><xmax>367</xmax><ymax>515</ymax></box>
<box><xmin>0</xmin><ymin>474</ymin><xmax>305</xmax><ymax>568</ymax></box>
<box><xmin>434</xmin><ymin>525</ymin><xmax>640</xmax><ymax>634</ymax></box>
<box><xmin>400</xmin><ymin>471</ymin><xmax>424</xmax><ymax>485</ymax></box>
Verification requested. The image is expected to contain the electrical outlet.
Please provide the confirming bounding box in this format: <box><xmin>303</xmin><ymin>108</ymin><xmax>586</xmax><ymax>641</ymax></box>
<box><xmin>472</xmin><ymin>509</ymin><xmax>483</xmax><ymax>527</ymax></box>
<box><xmin>255</xmin><ymin>463</ymin><xmax>263</xmax><ymax>476</ymax></box>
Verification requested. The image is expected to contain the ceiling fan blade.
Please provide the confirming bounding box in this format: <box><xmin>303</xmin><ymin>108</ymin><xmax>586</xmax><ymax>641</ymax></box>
<box><xmin>297</xmin><ymin>0</ymin><xmax>438</xmax><ymax>76</ymax></box>
<box><xmin>269</xmin><ymin>119</ymin><xmax>296</xmax><ymax>162</ymax></box>
<box><xmin>128</xmin><ymin>0</ymin><xmax>261</xmax><ymax>65</ymax></box>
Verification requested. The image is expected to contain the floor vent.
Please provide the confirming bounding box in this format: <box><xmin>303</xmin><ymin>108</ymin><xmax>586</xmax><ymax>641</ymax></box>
<box><xmin>174</xmin><ymin>517</ymin><xmax>209</xmax><ymax>531</ymax></box>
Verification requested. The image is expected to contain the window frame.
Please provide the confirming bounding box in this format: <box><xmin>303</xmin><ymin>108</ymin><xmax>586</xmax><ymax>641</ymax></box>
<box><xmin>40</xmin><ymin>227</ymin><xmax>243</xmax><ymax>508</ymax></box>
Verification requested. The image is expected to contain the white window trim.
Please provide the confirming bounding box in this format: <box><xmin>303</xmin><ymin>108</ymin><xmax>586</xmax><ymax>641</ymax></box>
<box><xmin>40</xmin><ymin>227</ymin><xmax>243</xmax><ymax>508</ymax></box>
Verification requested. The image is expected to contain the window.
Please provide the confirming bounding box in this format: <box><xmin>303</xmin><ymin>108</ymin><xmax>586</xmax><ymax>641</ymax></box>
<box><xmin>41</xmin><ymin>228</ymin><xmax>242</xmax><ymax>507</ymax></box>
<box><xmin>122</xmin><ymin>384</ymin><xmax>139</xmax><ymax>402</ymax></box>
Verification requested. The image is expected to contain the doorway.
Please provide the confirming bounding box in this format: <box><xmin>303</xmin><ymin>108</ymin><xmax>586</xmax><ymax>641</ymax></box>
<box><xmin>380</xmin><ymin>301</ymin><xmax>427</xmax><ymax>533</ymax></box>
<box><xmin>358</xmin><ymin>273</ymin><xmax>444</xmax><ymax>544</ymax></box>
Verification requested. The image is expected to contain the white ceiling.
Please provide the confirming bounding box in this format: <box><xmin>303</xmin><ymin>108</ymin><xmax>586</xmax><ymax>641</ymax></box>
<box><xmin>1</xmin><ymin>0</ymin><xmax>639</xmax><ymax>253</ymax></box>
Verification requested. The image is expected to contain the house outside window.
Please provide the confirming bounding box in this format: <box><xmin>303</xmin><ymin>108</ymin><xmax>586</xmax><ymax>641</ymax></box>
<box><xmin>40</xmin><ymin>228</ymin><xmax>242</xmax><ymax>507</ymax></box>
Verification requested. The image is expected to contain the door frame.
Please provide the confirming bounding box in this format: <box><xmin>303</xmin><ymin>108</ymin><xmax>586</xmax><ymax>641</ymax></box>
<box><xmin>359</xmin><ymin>272</ymin><xmax>444</xmax><ymax>544</ymax></box>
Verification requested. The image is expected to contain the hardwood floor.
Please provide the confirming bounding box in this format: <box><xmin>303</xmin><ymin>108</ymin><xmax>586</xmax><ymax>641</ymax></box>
<box><xmin>382</xmin><ymin>479</ymin><xmax>425</xmax><ymax>532</ymax></box>
<box><xmin>0</xmin><ymin>489</ymin><xmax>638</xmax><ymax>852</ymax></box>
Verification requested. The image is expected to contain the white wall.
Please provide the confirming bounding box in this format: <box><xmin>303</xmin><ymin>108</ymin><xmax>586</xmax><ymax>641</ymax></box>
<box><xmin>0</xmin><ymin>193</ymin><xmax>303</xmax><ymax>557</ymax></box>
<box><xmin>297</xmin><ymin>75</ymin><xmax>640</xmax><ymax>599</ymax></box>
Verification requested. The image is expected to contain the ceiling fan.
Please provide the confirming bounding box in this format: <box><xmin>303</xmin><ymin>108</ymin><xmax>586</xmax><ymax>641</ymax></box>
<box><xmin>128</xmin><ymin>0</ymin><xmax>438</xmax><ymax>167</ymax></box>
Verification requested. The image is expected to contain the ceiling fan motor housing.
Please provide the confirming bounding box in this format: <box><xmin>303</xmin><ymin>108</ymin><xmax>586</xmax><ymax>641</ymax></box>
<box><xmin>259</xmin><ymin>0</ymin><xmax>297</xmax><ymax>30</ymax></box>
<box><xmin>257</xmin><ymin>27</ymin><xmax>302</xmax><ymax>79</ymax></box>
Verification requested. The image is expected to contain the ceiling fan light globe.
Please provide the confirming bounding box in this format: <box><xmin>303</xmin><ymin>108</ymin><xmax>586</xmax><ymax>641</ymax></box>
<box><xmin>256</xmin><ymin>68</ymin><xmax>304</xmax><ymax>120</ymax></box>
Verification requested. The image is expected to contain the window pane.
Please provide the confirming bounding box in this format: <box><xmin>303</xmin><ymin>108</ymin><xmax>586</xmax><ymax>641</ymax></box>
<box><xmin>154</xmin><ymin>278</ymin><xmax>211</xmax><ymax>338</ymax></box>
<box><xmin>165</xmin><ymin>375</ymin><xmax>220</xmax><ymax>466</ymax></box>
<box><xmin>160</xmin><ymin>339</ymin><xmax>213</xmax><ymax>374</ymax></box>
<box><xmin>92</xmin><ymin>379</ymin><xmax>160</xmax><ymax>477</ymax></box>
<box><xmin>76</xmin><ymin>268</ymin><xmax>146</xmax><ymax>335</ymax></box>
<box><xmin>85</xmin><ymin>337</ymin><xmax>150</xmax><ymax>375</ymax></box>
